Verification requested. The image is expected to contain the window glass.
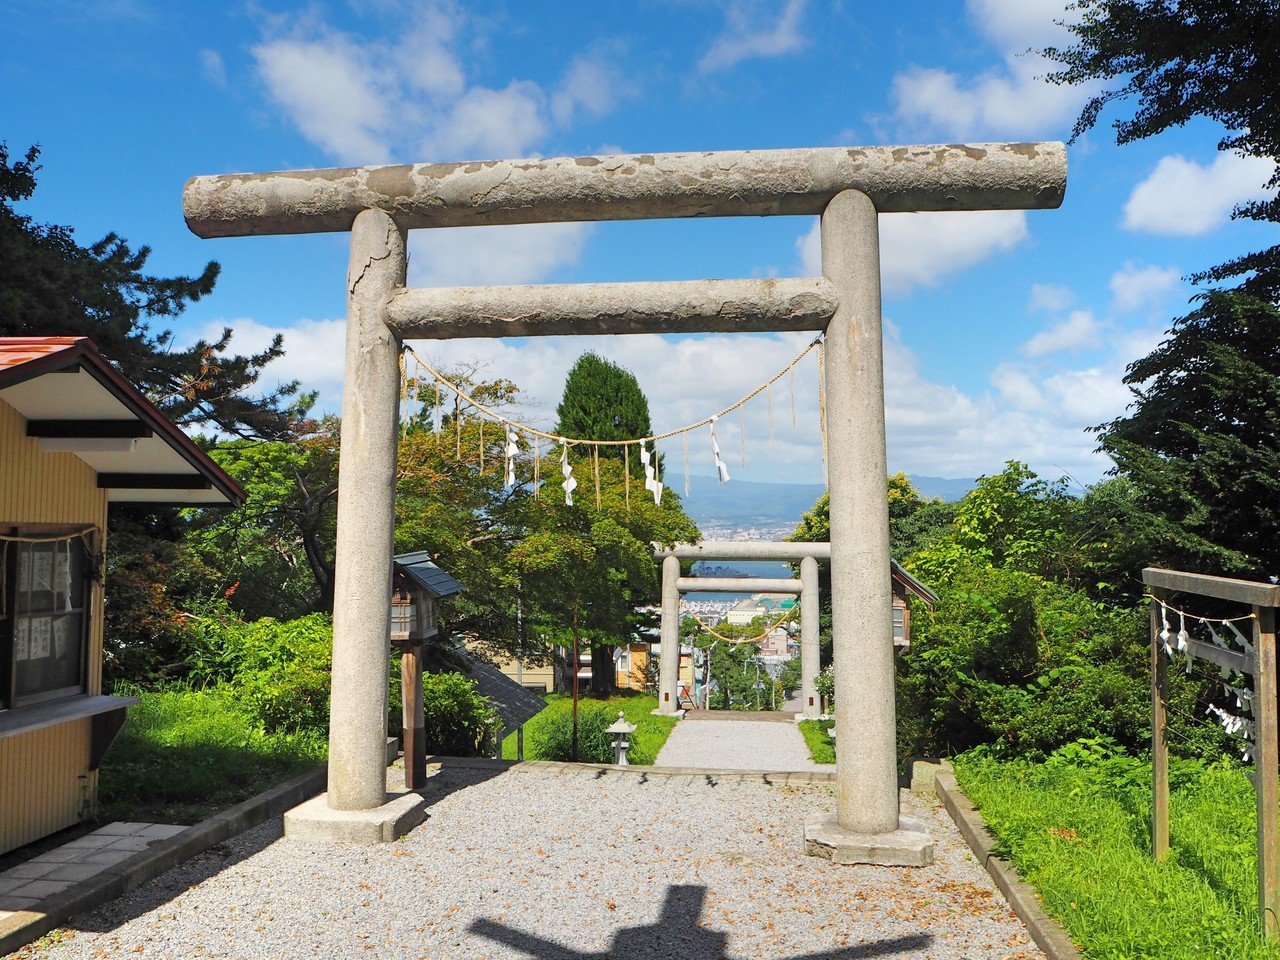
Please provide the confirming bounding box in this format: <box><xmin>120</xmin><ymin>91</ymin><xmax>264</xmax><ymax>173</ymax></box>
<box><xmin>892</xmin><ymin>605</ymin><xmax>905</xmax><ymax>640</ymax></box>
<box><xmin>10</xmin><ymin>538</ymin><xmax>87</xmax><ymax>705</ymax></box>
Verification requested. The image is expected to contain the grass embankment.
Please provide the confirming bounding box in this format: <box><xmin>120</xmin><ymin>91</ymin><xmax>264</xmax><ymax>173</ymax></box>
<box><xmin>956</xmin><ymin>748</ymin><xmax>1280</xmax><ymax>960</ymax></box>
<box><xmin>798</xmin><ymin>719</ymin><xmax>835</xmax><ymax>764</ymax></box>
<box><xmin>99</xmin><ymin>685</ymin><xmax>326</xmax><ymax>824</ymax></box>
<box><xmin>501</xmin><ymin>692</ymin><xmax>676</xmax><ymax>764</ymax></box>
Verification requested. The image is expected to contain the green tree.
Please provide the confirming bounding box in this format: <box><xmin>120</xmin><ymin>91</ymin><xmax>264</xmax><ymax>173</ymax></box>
<box><xmin>0</xmin><ymin>144</ymin><xmax>304</xmax><ymax>438</ymax></box>
<box><xmin>1043</xmin><ymin>0</ymin><xmax>1280</xmax><ymax>295</ymax></box>
<box><xmin>1096</xmin><ymin>290</ymin><xmax>1280</xmax><ymax>579</ymax></box>
<box><xmin>555</xmin><ymin>353</ymin><xmax>655</xmax><ymax>474</ymax></box>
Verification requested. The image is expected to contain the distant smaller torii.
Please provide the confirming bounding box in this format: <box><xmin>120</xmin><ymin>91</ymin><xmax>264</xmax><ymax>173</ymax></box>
<box><xmin>652</xmin><ymin>542</ymin><xmax>936</xmax><ymax>720</ymax></box>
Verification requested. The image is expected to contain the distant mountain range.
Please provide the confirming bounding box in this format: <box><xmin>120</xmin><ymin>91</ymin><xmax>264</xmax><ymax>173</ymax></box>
<box><xmin>680</xmin><ymin>473</ymin><xmax>975</xmax><ymax>528</ymax></box>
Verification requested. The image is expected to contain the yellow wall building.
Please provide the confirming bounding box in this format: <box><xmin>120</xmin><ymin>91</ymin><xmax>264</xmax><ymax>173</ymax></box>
<box><xmin>0</xmin><ymin>338</ymin><xmax>243</xmax><ymax>855</ymax></box>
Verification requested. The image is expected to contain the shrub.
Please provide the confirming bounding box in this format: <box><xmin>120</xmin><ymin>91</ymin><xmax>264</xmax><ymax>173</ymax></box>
<box><xmin>526</xmin><ymin>699</ymin><xmax>618</xmax><ymax>763</ymax></box>
<box><xmin>420</xmin><ymin>672</ymin><xmax>499</xmax><ymax>757</ymax></box>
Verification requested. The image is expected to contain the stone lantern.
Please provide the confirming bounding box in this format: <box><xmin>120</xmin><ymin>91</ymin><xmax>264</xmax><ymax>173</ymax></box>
<box><xmin>391</xmin><ymin>551</ymin><xmax>463</xmax><ymax>787</ymax></box>
<box><xmin>607</xmin><ymin>711</ymin><xmax>638</xmax><ymax>765</ymax></box>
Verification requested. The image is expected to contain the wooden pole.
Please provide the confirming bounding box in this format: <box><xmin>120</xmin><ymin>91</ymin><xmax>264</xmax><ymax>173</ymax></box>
<box><xmin>400</xmin><ymin>641</ymin><xmax>425</xmax><ymax>789</ymax></box>
<box><xmin>1254</xmin><ymin>604</ymin><xmax>1279</xmax><ymax>938</ymax></box>
<box><xmin>1151</xmin><ymin>588</ymin><xmax>1170</xmax><ymax>860</ymax></box>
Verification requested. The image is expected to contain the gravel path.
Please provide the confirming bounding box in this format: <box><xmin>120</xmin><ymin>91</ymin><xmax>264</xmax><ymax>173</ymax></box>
<box><xmin>656</xmin><ymin>718</ymin><xmax>824</xmax><ymax>772</ymax></box>
<box><xmin>31</xmin><ymin>765</ymin><xmax>1042</xmax><ymax>960</ymax></box>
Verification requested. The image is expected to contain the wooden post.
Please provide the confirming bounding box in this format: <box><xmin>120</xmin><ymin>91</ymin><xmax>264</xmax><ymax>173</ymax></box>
<box><xmin>400</xmin><ymin>641</ymin><xmax>425</xmax><ymax>789</ymax></box>
<box><xmin>1255</xmin><ymin>605</ymin><xmax>1279</xmax><ymax>938</ymax></box>
<box><xmin>1151</xmin><ymin>587</ymin><xmax>1170</xmax><ymax>860</ymax></box>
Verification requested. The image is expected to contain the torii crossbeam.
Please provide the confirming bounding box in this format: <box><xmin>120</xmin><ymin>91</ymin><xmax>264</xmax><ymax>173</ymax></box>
<box><xmin>183</xmin><ymin>142</ymin><xmax>1066</xmax><ymax>862</ymax></box>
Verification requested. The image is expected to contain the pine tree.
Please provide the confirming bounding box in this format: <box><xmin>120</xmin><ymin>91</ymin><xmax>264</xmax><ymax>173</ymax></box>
<box><xmin>0</xmin><ymin>143</ymin><xmax>305</xmax><ymax>439</ymax></box>
<box><xmin>555</xmin><ymin>352</ymin><xmax>654</xmax><ymax>475</ymax></box>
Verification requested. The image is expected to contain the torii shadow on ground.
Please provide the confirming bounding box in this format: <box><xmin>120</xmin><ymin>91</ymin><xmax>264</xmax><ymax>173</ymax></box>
<box><xmin>470</xmin><ymin>883</ymin><xmax>931</xmax><ymax>959</ymax></box>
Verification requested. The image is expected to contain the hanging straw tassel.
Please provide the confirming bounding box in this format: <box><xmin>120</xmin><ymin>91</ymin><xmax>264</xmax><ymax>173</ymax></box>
<box><xmin>790</xmin><ymin>367</ymin><xmax>798</xmax><ymax>428</ymax></box>
<box><xmin>593</xmin><ymin>446</ymin><xmax>602</xmax><ymax>508</ymax></box>
<box><xmin>533</xmin><ymin>437</ymin><xmax>541</xmax><ymax>498</ymax></box>
<box><xmin>683</xmin><ymin>433</ymin><xmax>690</xmax><ymax>496</ymax></box>
<box><xmin>624</xmin><ymin>445</ymin><xmax>631</xmax><ymax>511</ymax></box>
<box><xmin>738</xmin><ymin>405</ymin><xmax>747</xmax><ymax>467</ymax></box>
<box><xmin>767</xmin><ymin>384</ymin><xmax>775</xmax><ymax>448</ymax></box>
<box><xmin>560</xmin><ymin>444</ymin><xmax>577</xmax><ymax>506</ymax></box>
<box><xmin>479</xmin><ymin>420</ymin><xmax>485</xmax><ymax>472</ymax></box>
<box><xmin>455</xmin><ymin>393</ymin><xmax>462</xmax><ymax>459</ymax></box>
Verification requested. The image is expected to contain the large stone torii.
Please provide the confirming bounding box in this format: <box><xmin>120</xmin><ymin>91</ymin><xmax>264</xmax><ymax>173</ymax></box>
<box><xmin>183</xmin><ymin>142</ymin><xmax>1066</xmax><ymax>860</ymax></box>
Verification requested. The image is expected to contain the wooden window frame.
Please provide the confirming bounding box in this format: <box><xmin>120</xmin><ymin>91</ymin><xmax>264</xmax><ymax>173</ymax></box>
<box><xmin>0</xmin><ymin>525</ymin><xmax>95</xmax><ymax>713</ymax></box>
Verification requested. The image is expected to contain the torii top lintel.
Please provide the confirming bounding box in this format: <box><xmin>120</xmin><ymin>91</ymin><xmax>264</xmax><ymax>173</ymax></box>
<box><xmin>183</xmin><ymin>142</ymin><xmax>1066</xmax><ymax>239</ymax></box>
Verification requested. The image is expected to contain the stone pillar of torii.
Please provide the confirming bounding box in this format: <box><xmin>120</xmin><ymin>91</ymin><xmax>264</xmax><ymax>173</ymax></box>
<box><xmin>183</xmin><ymin>142</ymin><xmax>1066</xmax><ymax>859</ymax></box>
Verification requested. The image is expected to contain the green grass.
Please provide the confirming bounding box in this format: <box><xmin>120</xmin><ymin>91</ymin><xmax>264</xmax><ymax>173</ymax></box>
<box><xmin>798</xmin><ymin>719</ymin><xmax>835</xmax><ymax>764</ymax></box>
<box><xmin>501</xmin><ymin>692</ymin><xmax>677</xmax><ymax>764</ymax></box>
<box><xmin>99</xmin><ymin>685</ymin><xmax>326</xmax><ymax>823</ymax></box>
<box><xmin>955</xmin><ymin>751</ymin><xmax>1280</xmax><ymax>959</ymax></box>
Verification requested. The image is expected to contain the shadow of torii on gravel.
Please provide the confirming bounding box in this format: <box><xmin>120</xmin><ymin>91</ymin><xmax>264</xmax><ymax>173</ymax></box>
<box><xmin>470</xmin><ymin>883</ymin><xmax>931</xmax><ymax>960</ymax></box>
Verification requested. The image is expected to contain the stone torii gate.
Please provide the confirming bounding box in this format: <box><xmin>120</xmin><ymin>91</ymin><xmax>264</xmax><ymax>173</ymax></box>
<box><xmin>654</xmin><ymin>542</ymin><xmax>828</xmax><ymax>720</ymax></box>
<box><xmin>183</xmin><ymin>142</ymin><xmax>1066</xmax><ymax>860</ymax></box>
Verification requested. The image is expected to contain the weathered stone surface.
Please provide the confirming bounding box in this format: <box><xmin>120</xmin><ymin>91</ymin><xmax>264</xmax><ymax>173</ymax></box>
<box><xmin>183</xmin><ymin>142</ymin><xmax>1067</xmax><ymax>238</ymax></box>
<box><xmin>804</xmin><ymin>812</ymin><xmax>934</xmax><ymax>867</ymax></box>
<box><xmin>327</xmin><ymin>209</ymin><xmax>405</xmax><ymax>812</ymax></box>
<box><xmin>824</xmin><ymin>189</ymin><xmax>899</xmax><ymax>835</ymax></box>
<box><xmin>283</xmin><ymin>791</ymin><xmax>426</xmax><ymax>844</ymax></box>
<box><xmin>674</xmin><ymin>577</ymin><xmax>801</xmax><ymax>594</ymax></box>
<box><xmin>387</xmin><ymin>277</ymin><xmax>837</xmax><ymax>339</ymax></box>
<box><xmin>656</xmin><ymin>541</ymin><xmax>832</xmax><ymax>561</ymax></box>
<box><xmin>656</xmin><ymin>555</ymin><xmax>682</xmax><ymax>716</ymax></box>
<box><xmin>800</xmin><ymin>556</ymin><xmax>821</xmax><ymax>720</ymax></box>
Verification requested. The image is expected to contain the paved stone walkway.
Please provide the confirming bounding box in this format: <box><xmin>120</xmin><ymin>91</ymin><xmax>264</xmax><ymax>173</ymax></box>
<box><xmin>35</xmin><ymin>766</ymin><xmax>1042</xmax><ymax>960</ymax></box>
<box><xmin>655</xmin><ymin>716</ymin><xmax>826</xmax><ymax>772</ymax></box>
<box><xmin>0</xmin><ymin>823</ymin><xmax>185</xmax><ymax>918</ymax></box>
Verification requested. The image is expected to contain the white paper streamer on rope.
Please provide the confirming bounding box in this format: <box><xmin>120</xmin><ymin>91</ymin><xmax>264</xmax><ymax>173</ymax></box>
<box><xmin>560</xmin><ymin>445</ymin><xmax>577</xmax><ymax>506</ymax></box>
<box><xmin>638</xmin><ymin>441</ymin><xmax>663</xmax><ymax>505</ymax></box>
<box><xmin>504</xmin><ymin>427</ymin><xmax>520</xmax><ymax>489</ymax></box>
<box><xmin>1159</xmin><ymin>604</ymin><xmax>1173</xmax><ymax>656</ymax></box>
<box><xmin>709</xmin><ymin>416</ymin><xmax>730</xmax><ymax>484</ymax></box>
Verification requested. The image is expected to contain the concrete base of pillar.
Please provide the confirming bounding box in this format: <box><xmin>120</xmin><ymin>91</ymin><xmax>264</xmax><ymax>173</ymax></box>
<box><xmin>284</xmin><ymin>788</ymin><xmax>426</xmax><ymax>844</ymax></box>
<box><xmin>651</xmin><ymin>708</ymin><xmax>685</xmax><ymax>719</ymax></box>
<box><xmin>803</xmin><ymin>812</ymin><xmax>934</xmax><ymax>867</ymax></box>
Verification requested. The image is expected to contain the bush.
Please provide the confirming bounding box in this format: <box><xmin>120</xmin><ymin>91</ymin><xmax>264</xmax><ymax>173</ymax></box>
<box><xmin>526</xmin><ymin>700</ymin><xmax>617</xmax><ymax>763</ymax></box>
<box><xmin>420</xmin><ymin>672</ymin><xmax>499</xmax><ymax>757</ymax></box>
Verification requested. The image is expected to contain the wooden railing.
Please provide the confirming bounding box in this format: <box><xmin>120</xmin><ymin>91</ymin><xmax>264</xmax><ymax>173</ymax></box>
<box><xmin>1143</xmin><ymin>567</ymin><xmax>1280</xmax><ymax>937</ymax></box>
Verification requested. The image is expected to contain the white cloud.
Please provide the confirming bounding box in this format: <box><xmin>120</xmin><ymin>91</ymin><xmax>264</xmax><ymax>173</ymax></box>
<box><xmin>1122</xmin><ymin>153</ymin><xmax>1273</xmax><ymax>236</ymax></box>
<box><xmin>888</xmin><ymin>0</ymin><xmax>1093</xmax><ymax>139</ymax></box>
<box><xmin>1028</xmin><ymin>282</ymin><xmax>1073</xmax><ymax>312</ymax></box>
<box><xmin>409</xmin><ymin>222</ymin><xmax>592</xmax><ymax>287</ymax></box>
<box><xmin>253</xmin><ymin>6</ymin><xmax>625</xmax><ymax>166</ymax></box>
<box><xmin>796</xmin><ymin>211</ymin><xmax>1028</xmax><ymax>295</ymax></box>
<box><xmin>1022</xmin><ymin>309</ymin><xmax>1101</xmax><ymax>357</ymax></box>
<box><xmin>551</xmin><ymin>51</ymin><xmax>628</xmax><ymax>127</ymax></box>
<box><xmin>199</xmin><ymin>49</ymin><xmax>226</xmax><ymax>87</ymax></box>
<box><xmin>431</xmin><ymin>81</ymin><xmax>548</xmax><ymax>160</ymax></box>
<box><xmin>1109</xmin><ymin>262</ymin><xmax>1181</xmax><ymax>314</ymax></box>
<box><xmin>699</xmin><ymin>0</ymin><xmax>807</xmax><ymax>73</ymax></box>
<box><xmin>253</xmin><ymin>35</ymin><xmax>394</xmax><ymax>164</ymax></box>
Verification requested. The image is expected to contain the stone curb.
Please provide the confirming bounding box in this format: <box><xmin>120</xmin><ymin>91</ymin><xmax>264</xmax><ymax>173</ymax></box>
<box><xmin>934</xmin><ymin>772</ymin><xmax>1082</xmax><ymax>960</ymax></box>
<box><xmin>425</xmin><ymin>754</ymin><xmax>837</xmax><ymax>783</ymax></box>
<box><xmin>0</xmin><ymin>762</ymin><xmax>330</xmax><ymax>957</ymax></box>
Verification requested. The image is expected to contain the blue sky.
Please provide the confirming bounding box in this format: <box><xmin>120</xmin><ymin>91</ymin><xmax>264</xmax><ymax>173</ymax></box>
<box><xmin>4</xmin><ymin>0</ymin><xmax>1275</xmax><ymax>486</ymax></box>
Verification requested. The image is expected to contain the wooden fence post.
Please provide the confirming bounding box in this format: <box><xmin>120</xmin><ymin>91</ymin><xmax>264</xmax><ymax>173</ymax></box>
<box><xmin>1255</xmin><ymin>604</ymin><xmax>1278</xmax><ymax>938</ymax></box>
<box><xmin>1151</xmin><ymin>587</ymin><xmax>1170</xmax><ymax>860</ymax></box>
